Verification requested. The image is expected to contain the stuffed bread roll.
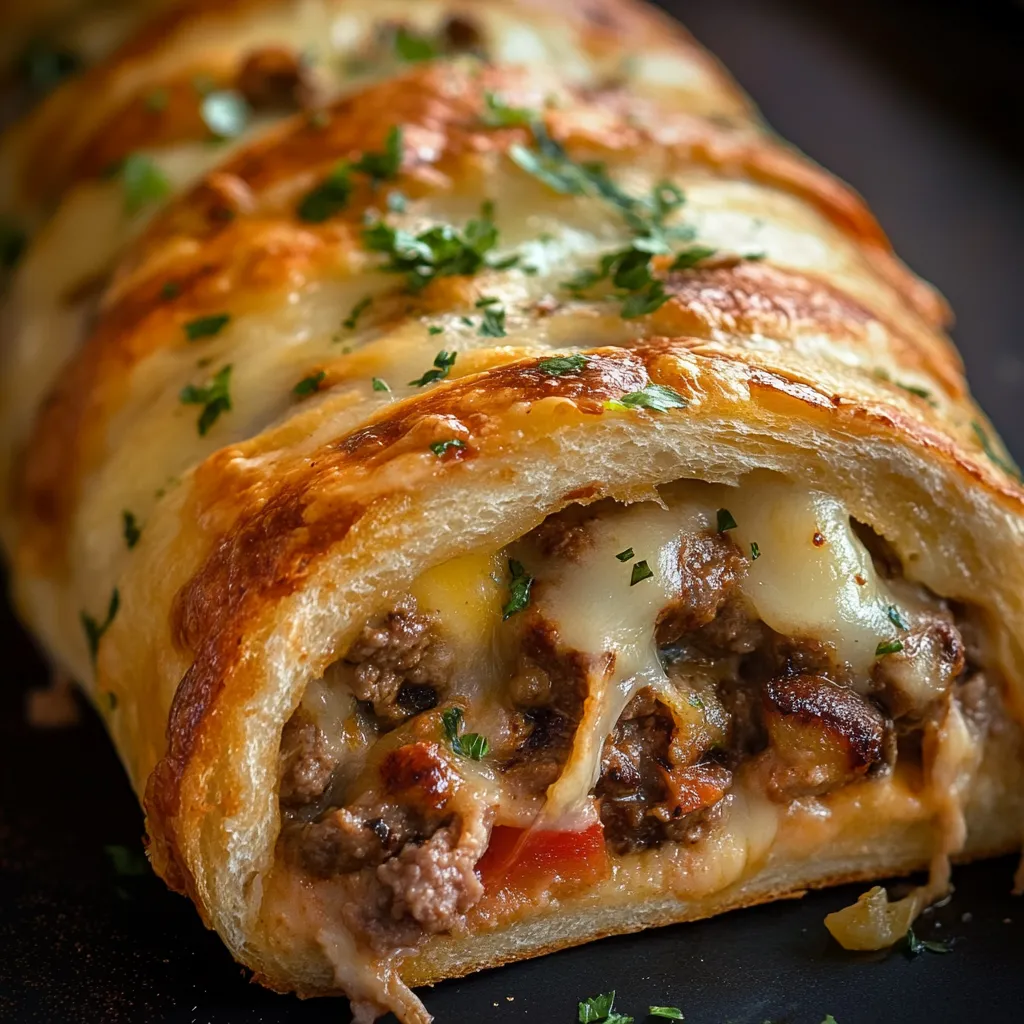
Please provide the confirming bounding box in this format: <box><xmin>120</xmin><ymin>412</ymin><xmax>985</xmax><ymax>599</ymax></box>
<box><xmin>2</xmin><ymin>1</ymin><xmax>1024</xmax><ymax>1021</ymax></box>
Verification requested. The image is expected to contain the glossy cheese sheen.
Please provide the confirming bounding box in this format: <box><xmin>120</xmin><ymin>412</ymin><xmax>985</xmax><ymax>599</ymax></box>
<box><xmin>499</xmin><ymin>475</ymin><xmax>904</xmax><ymax>827</ymax></box>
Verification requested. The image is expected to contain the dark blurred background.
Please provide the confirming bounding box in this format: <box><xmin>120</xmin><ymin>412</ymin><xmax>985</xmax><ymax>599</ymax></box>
<box><xmin>671</xmin><ymin>0</ymin><xmax>1024</xmax><ymax>458</ymax></box>
<box><xmin>3</xmin><ymin>2</ymin><xmax>1024</xmax><ymax>1022</ymax></box>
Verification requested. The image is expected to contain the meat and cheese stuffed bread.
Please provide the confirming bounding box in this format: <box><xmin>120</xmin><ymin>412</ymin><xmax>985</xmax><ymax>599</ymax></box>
<box><xmin>3</xmin><ymin>1</ymin><xmax>1024</xmax><ymax>1021</ymax></box>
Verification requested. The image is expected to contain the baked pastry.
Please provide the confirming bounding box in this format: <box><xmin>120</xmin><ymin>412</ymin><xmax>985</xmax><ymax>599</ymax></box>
<box><xmin>2</xmin><ymin>1</ymin><xmax>1023</xmax><ymax>1021</ymax></box>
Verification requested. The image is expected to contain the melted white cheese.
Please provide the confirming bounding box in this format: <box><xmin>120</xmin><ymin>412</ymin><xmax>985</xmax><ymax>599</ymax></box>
<box><xmin>517</xmin><ymin>475</ymin><xmax>910</xmax><ymax>827</ymax></box>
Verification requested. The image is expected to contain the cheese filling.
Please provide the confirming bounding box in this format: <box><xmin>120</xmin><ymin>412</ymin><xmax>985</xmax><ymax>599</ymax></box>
<box><xmin>273</xmin><ymin>471</ymin><xmax>994</xmax><ymax>1007</ymax></box>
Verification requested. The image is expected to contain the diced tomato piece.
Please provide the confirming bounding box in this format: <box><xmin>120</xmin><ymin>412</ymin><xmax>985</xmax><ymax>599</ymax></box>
<box><xmin>478</xmin><ymin>820</ymin><xmax>610</xmax><ymax>894</ymax></box>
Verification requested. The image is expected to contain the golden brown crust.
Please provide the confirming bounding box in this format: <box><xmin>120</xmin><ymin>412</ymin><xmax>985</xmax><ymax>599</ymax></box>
<box><xmin>2</xmin><ymin>0</ymin><xmax>1024</xmax><ymax>1016</ymax></box>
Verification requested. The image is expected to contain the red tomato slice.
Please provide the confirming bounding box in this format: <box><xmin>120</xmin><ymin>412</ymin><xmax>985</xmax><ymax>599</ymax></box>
<box><xmin>478</xmin><ymin>820</ymin><xmax>609</xmax><ymax>894</ymax></box>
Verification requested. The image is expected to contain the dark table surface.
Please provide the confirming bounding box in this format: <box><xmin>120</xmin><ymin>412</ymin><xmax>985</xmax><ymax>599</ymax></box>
<box><xmin>3</xmin><ymin>1</ymin><xmax>1024</xmax><ymax>1022</ymax></box>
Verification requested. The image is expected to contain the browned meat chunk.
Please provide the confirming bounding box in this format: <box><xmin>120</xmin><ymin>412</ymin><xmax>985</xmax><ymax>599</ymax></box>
<box><xmin>278</xmin><ymin>711</ymin><xmax>336</xmax><ymax>808</ymax></box>
<box><xmin>237</xmin><ymin>46</ymin><xmax>316</xmax><ymax>110</ymax></box>
<box><xmin>761</xmin><ymin>674</ymin><xmax>888</xmax><ymax>800</ymax></box>
<box><xmin>344</xmin><ymin>597</ymin><xmax>451</xmax><ymax>722</ymax></box>
<box><xmin>655</xmin><ymin>530</ymin><xmax>746</xmax><ymax>646</ymax></box>
<box><xmin>871</xmin><ymin>618</ymin><xmax>965</xmax><ymax>720</ymax></box>
<box><xmin>501</xmin><ymin>615</ymin><xmax>595</xmax><ymax>798</ymax></box>
<box><xmin>597</xmin><ymin>689</ymin><xmax>731</xmax><ymax>853</ymax></box>
<box><xmin>377</xmin><ymin>823</ymin><xmax>485</xmax><ymax>934</ymax></box>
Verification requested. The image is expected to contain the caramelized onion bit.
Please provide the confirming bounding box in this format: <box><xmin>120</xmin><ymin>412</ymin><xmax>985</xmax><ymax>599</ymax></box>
<box><xmin>824</xmin><ymin>884</ymin><xmax>928</xmax><ymax>950</ymax></box>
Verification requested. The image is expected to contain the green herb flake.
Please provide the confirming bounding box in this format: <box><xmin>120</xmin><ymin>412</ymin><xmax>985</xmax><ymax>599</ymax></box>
<box><xmin>649</xmin><ymin>1009</ymin><xmax>684</xmax><ymax>1020</ymax></box>
<box><xmin>160</xmin><ymin>280</ymin><xmax>180</xmax><ymax>301</ymax></box>
<box><xmin>875</xmin><ymin>639</ymin><xmax>904</xmax><ymax>657</ymax></box>
<box><xmin>896</xmin><ymin>381</ymin><xmax>933</xmax><ymax>401</ymax></box>
<box><xmin>342</xmin><ymin>295</ymin><xmax>373</xmax><ymax>330</ymax></box>
<box><xmin>363</xmin><ymin>200</ymin><xmax>506</xmax><ymax>292</ymax></box>
<box><xmin>670</xmin><ymin>245</ymin><xmax>717</xmax><ymax>271</ymax></box>
<box><xmin>81</xmin><ymin>588</ymin><xmax>120</xmax><ymax>664</ymax></box>
<box><xmin>886</xmin><ymin>604</ymin><xmax>910</xmax><ymax>631</ymax></box>
<box><xmin>478</xmin><ymin>305</ymin><xmax>506</xmax><ymax>337</ymax></box>
<box><xmin>620</xmin><ymin>279</ymin><xmax>669</xmax><ymax>319</ymax></box>
<box><xmin>630</xmin><ymin>560</ymin><xmax>654</xmax><ymax>586</ymax></box>
<box><xmin>184</xmin><ymin>312</ymin><xmax>230</xmax><ymax>341</ymax></box>
<box><xmin>903</xmin><ymin>928</ymin><xmax>953</xmax><ymax>957</ymax></box>
<box><xmin>0</xmin><ymin>219</ymin><xmax>26</xmax><ymax>270</ymax></box>
<box><xmin>409</xmin><ymin>349</ymin><xmax>457</xmax><ymax>387</ymax></box>
<box><xmin>122</xmin><ymin>511</ymin><xmax>141</xmax><ymax>549</ymax></box>
<box><xmin>750</xmin><ymin>541</ymin><xmax>761</xmax><ymax>561</ymax></box>
<box><xmin>578</xmin><ymin>991</ymin><xmax>632</xmax><ymax>1024</ymax></box>
<box><xmin>615</xmin><ymin>547</ymin><xmax>634</xmax><ymax>562</ymax></box>
<box><xmin>686</xmin><ymin>693</ymin><xmax>704</xmax><ymax>710</ymax></box>
<box><xmin>179</xmin><ymin>364</ymin><xmax>232</xmax><ymax>435</ymax></box>
<box><xmin>121</xmin><ymin>153</ymin><xmax>171</xmax><ymax>215</ymax></box>
<box><xmin>428</xmin><ymin>325</ymin><xmax>444</xmax><ymax>335</ymax></box>
<box><xmin>351</xmin><ymin>125</ymin><xmax>404</xmax><ymax>184</ymax></box>
<box><xmin>502</xmin><ymin>558</ymin><xmax>534</xmax><ymax>619</ymax></box>
<box><xmin>104</xmin><ymin>843</ymin><xmax>149</xmax><ymax>877</ymax></box>
<box><xmin>429</xmin><ymin>438</ymin><xmax>467</xmax><ymax>457</ymax></box>
<box><xmin>972</xmin><ymin>420</ymin><xmax>1022</xmax><ymax>480</ymax></box>
<box><xmin>716</xmin><ymin>508</ymin><xmax>738</xmax><ymax>532</ymax></box>
<box><xmin>144</xmin><ymin>88</ymin><xmax>169</xmax><ymax>113</ymax></box>
<box><xmin>475</xmin><ymin>295</ymin><xmax>500</xmax><ymax>307</ymax></box>
<box><xmin>440</xmin><ymin>706</ymin><xmax>490</xmax><ymax>760</ymax></box>
<box><xmin>481</xmin><ymin>91</ymin><xmax>535</xmax><ymax>128</ymax></box>
<box><xmin>297</xmin><ymin>162</ymin><xmax>352</xmax><ymax>222</ymax></box>
<box><xmin>606</xmin><ymin>383</ymin><xmax>687</xmax><ymax>413</ymax></box>
<box><xmin>538</xmin><ymin>354</ymin><xmax>587</xmax><ymax>376</ymax></box>
<box><xmin>394</xmin><ymin>26</ymin><xmax>439</xmax><ymax>62</ymax></box>
<box><xmin>200</xmin><ymin>89</ymin><xmax>250</xmax><ymax>139</ymax></box>
<box><xmin>821</xmin><ymin>1018</ymin><xmax>838</xmax><ymax>1024</ymax></box>
<box><xmin>293</xmin><ymin>370</ymin><xmax>326</xmax><ymax>397</ymax></box>
<box><xmin>372</xmin><ymin>377</ymin><xmax>391</xmax><ymax>393</ymax></box>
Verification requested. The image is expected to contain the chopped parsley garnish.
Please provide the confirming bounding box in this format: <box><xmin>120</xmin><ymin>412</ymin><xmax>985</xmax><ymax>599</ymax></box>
<box><xmin>538</xmin><ymin>354</ymin><xmax>587</xmax><ymax>376</ymax></box>
<box><xmin>393</xmin><ymin>25</ymin><xmax>439</xmax><ymax>62</ymax></box>
<box><xmin>409</xmin><ymin>349</ymin><xmax>457</xmax><ymax>386</ymax></box>
<box><xmin>121</xmin><ymin>153</ymin><xmax>171</xmax><ymax>215</ymax></box>
<box><xmin>293</xmin><ymin>370</ymin><xmax>326</xmax><ymax>397</ymax></box>
<box><xmin>615</xmin><ymin>547</ymin><xmax>634</xmax><ymax>562</ymax></box>
<box><xmin>606</xmin><ymin>383</ymin><xmax>687</xmax><ymax>413</ymax></box>
<box><xmin>972</xmin><ymin>420</ymin><xmax>1022</xmax><ymax>480</ymax></box>
<box><xmin>104</xmin><ymin>843</ymin><xmax>149</xmax><ymax>877</ymax></box>
<box><xmin>621</xmin><ymin>280</ymin><xmax>669</xmax><ymax>319</ymax></box>
<box><xmin>578</xmin><ymin>991</ymin><xmax>632</xmax><ymax>1023</ymax></box>
<box><xmin>363</xmin><ymin>200</ymin><xmax>511</xmax><ymax>291</ymax></box>
<box><xmin>875</xmin><ymin>639</ymin><xmax>904</xmax><ymax>657</ymax></box>
<box><xmin>716</xmin><ymin>508</ymin><xmax>738</xmax><ymax>532</ymax></box>
<box><xmin>670</xmin><ymin>245</ymin><xmax>717</xmax><ymax>270</ymax></box>
<box><xmin>821</xmin><ymin>1018</ymin><xmax>838</xmax><ymax>1024</ymax></box>
<box><xmin>81</xmin><ymin>589</ymin><xmax>120</xmax><ymax>664</ymax></box>
<box><xmin>750</xmin><ymin>541</ymin><xmax>761</xmax><ymax>560</ymax></box>
<box><xmin>297</xmin><ymin>162</ymin><xmax>352</xmax><ymax>222</ymax></box>
<box><xmin>440</xmin><ymin>706</ymin><xmax>489</xmax><ymax>760</ymax></box>
<box><xmin>630</xmin><ymin>560</ymin><xmax>654</xmax><ymax>586</ymax></box>
<box><xmin>179</xmin><ymin>364</ymin><xmax>232</xmax><ymax>435</ymax></box>
<box><xmin>475</xmin><ymin>295</ymin><xmax>500</xmax><ymax>307</ymax></box>
<box><xmin>372</xmin><ymin>377</ymin><xmax>391</xmax><ymax>392</ymax></box>
<box><xmin>686</xmin><ymin>693</ymin><xmax>704</xmax><ymax>710</ymax></box>
<box><xmin>897</xmin><ymin>381</ymin><xmax>933</xmax><ymax>401</ymax></box>
<box><xmin>649</xmin><ymin>1009</ymin><xmax>684</xmax><ymax>1020</ymax></box>
<box><xmin>184</xmin><ymin>312</ymin><xmax>230</xmax><ymax>341</ymax></box>
<box><xmin>429</xmin><ymin>438</ymin><xmax>467</xmax><ymax>457</ymax></box>
<box><xmin>481</xmin><ymin>91</ymin><xmax>535</xmax><ymax>127</ymax></box>
<box><xmin>903</xmin><ymin>928</ymin><xmax>952</xmax><ymax>957</ymax></box>
<box><xmin>0</xmin><ymin>219</ymin><xmax>26</xmax><ymax>270</ymax></box>
<box><xmin>886</xmin><ymin>604</ymin><xmax>910</xmax><ymax>630</ymax></box>
<box><xmin>351</xmin><ymin>125</ymin><xmax>404</xmax><ymax>184</ymax></box>
<box><xmin>122</xmin><ymin>511</ymin><xmax>141</xmax><ymax>549</ymax></box>
<box><xmin>17</xmin><ymin>40</ymin><xmax>81</xmax><ymax>96</ymax></box>
<box><xmin>160</xmin><ymin>280</ymin><xmax>180</xmax><ymax>301</ymax></box>
<box><xmin>478</xmin><ymin>305</ymin><xmax>506</xmax><ymax>337</ymax></box>
<box><xmin>428</xmin><ymin>325</ymin><xmax>444</xmax><ymax>335</ymax></box>
<box><xmin>343</xmin><ymin>295</ymin><xmax>373</xmax><ymax>330</ymax></box>
<box><xmin>200</xmin><ymin>89</ymin><xmax>250</xmax><ymax>139</ymax></box>
<box><xmin>502</xmin><ymin>558</ymin><xmax>534</xmax><ymax>619</ymax></box>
